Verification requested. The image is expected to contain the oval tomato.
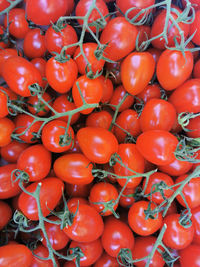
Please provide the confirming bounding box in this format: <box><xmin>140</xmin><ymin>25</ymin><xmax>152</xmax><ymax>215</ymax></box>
<box><xmin>0</xmin><ymin>118</ymin><xmax>15</xmax><ymax>147</ymax></box>
<box><xmin>94</xmin><ymin>252</ymin><xmax>118</xmax><ymax>267</ymax></box>
<box><xmin>0</xmin><ymin>200</ymin><xmax>12</xmax><ymax>230</ymax></box>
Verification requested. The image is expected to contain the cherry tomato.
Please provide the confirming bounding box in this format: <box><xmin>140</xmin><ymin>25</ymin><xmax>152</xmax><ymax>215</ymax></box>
<box><xmin>105</xmin><ymin>61</ymin><xmax>121</xmax><ymax>85</ymax></box>
<box><xmin>0</xmin><ymin>0</ymin><xmax>12</xmax><ymax>12</ymax></box>
<box><xmin>99</xmin><ymin>76</ymin><xmax>114</xmax><ymax>103</ymax></box>
<box><xmin>179</xmin><ymin>244</ymin><xmax>200</xmax><ymax>267</ymax></box>
<box><xmin>0</xmin><ymin>200</ymin><xmax>12</xmax><ymax>230</ymax></box>
<box><xmin>119</xmin><ymin>186</ymin><xmax>136</xmax><ymax>208</ymax></box>
<box><xmin>31</xmin><ymin>57</ymin><xmax>47</xmax><ymax>88</ymax></box>
<box><xmin>190</xmin><ymin>9</ymin><xmax>200</xmax><ymax>45</ymax></box>
<box><xmin>137</xmin><ymin>25</ymin><xmax>151</xmax><ymax>47</ymax></box>
<box><xmin>86</xmin><ymin>110</ymin><xmax>112</xmax><ymax>130</ymax></box>
<box><xmin>65</xmin><ymin>183</ymin><xmax>92</xmax><ymax>198</ymax></box>
<box><xmin>0</xmin><ymin>88</ymin><xmax>9</xmax><ymax>118</ymax></box>
<box><xmin>0</xmin><ymin>48</ymin><xmax>19</xmax><ymax>76</ymax></box>
<box><xmin>193</xmin><ymin>59</ymin><xmax>200</xmax><ymax>79</ymax></box>
<box><xmin>192</xmin><ymin>206</ymin><xmax>200</xmax><ymax>245</ymax></box>
<box><xmin>94</xmin><ymin>252</ymin><xmax>119</xmax><ymax>267</ymax></box>
<box><xmin>0</xmin><ymin>118</ymin><xmax>15</xmax><ymax>147</ymax></box>
<box><xmin>27</xmin><ymin>92</ymin><xmax>52</xmax><ymax>117</ymax></box>
<box><xmin>147</xmin><ymin>48</ymin><xmax>162</xmax><ymax>64</ymax></box>
<box><xmin>31</xmin><ymin>244</ymin><xmax>59</xmax><ymax>267</ymax></box>
<box><xmin>67</xmin><ymin>197</ymin><xmax>89</xmax><ymax>208</ymax></box>
<box><xmin>137</xmin><ymin>83</ymin><xmax>161</xmax><ymax>103</ymax></box>
<box><xmin>186</xmin><ymin>116</ymin><xmax>200</xmax><ymax>138</ymax></box>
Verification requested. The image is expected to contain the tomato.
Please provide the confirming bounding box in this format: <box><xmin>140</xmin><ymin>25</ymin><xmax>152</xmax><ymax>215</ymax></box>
<box><xmin>63</xmin><ymin>204</ymin><xmax>104</xmax><ymax>242</ymax></box>
<box><xmin>169</xmin><ymin>79</ymin><xmax>200</xmax><ymax>114</ymax></box>
<box><xmin>4</xmin><ymin>8</ymin><xmax>29</xmax><ymax>39</ymax></box>
<box><xmin>18</xmin><ymin>177</ymin><xmax>64</xmax><ymax>220</ymax></box>
<box><xmin>139</xmin><ymin>99</ymin><xmax>176</xmax><ymax>132</ymax></box>
<box><xmin>162</xmin><ymin>213</ymin><xmax>194</xmax><ymax>250</ymax></box>
<box><xmin>86</xmin><ymin>110</ymin><xmax>112</xmax><ymax>130</ymax></box>
<box><xmin>0</xmin><ymin>48</ymin><xmax>19</xmax><ymax>76</ymax></box>
<box><xmin>0</xmin><ymin>0</ymin><xmax>11</xmax><ymax>12</ymax></box>
<box><xmin>72</xmin><ymin>75</ymin><xmax>103</xmax><ymax>114</ymax></box>
<box><xmin>52</xmin><ymin>94</ymin><xmax>80</xmax><ymax>125</ymax></box>
<box><xmin>137</xmin><ymin>25</ymin><xmax>151</xmax><ymax>47</ymax></box>
<box><xmin>0</xmin><ymin>244</ymin><xmax>33</xmax><ymax>267</ymax></box>
<box><xmin>65</xmin><ymin>183</ymin><xmax>92</xmax><ymax>198</ymax></box>
<box><xmin>105</xmin><ymin>61</ymin><xmax>121</xmax><ymax>85</ymax></box>
<box><xmin>192</xmin><ymin>206</ymin><xmax>200</xmax><ymax>245</ymax></box>
<box><xmin>100</xmin><ymin>17</ymin><xmax>138</xmax><ymax>61</ymax></box>
<box><xmin>131</xmin><ymin>236</ymin><xmax>165</xmax><ymax>267</ymax></box>
<box><xmin>54</xmin><ymin>153</ymin><xmax>94</xmax><ymax>185</ymax></box>
<box><xmin>45</xmin><ymin>24</ymin><xmax>78</xmax><ymax>56</ymax></box>
<box><xmin>17</xmin><ymin>144</ymin><xmax>51</xmax><ymax>182</ymax></box>
<box><xmin>137</xmin><ymin>83</ymin><xmax>161</xmax><ymax>103</ymax></box>
<box><xmin>119</xmin><ymin>186</ymin><xmax>136</xmax><ymax>208</ymax></box>
<box><xmin>23</xmin><ymin>28</ymin><xmax>46</xmax><ymax>59</ymax></box>
<box><xmin>67</xmin><ymin>197</ymin><xmax>89</xmax><ymax>208</ymax></box>
<box><xmin>114</xmin><ymin>109</ymin><xmax>141</xmax><ymax>143</ymax></box>
<box><xmin>157</xmin><ymin>50</ymin><xmax>193</xmax><ymax>91</ymax></box>
<box><xmin>121</xmin><ymin>52</ymin><xmax>155</xmax><ymax>95</ymax></box>
<box><xmin>46</xmin><ymin>56</ymin><xmax>78</xmax><ymax>94</ymax></box>
<box><xmin>179</xmin><ymin>244</ymin><xmax>200</xmax><ymax>267</ymax></box>
<box><xmin>89</xmin><ymin>182</ymin><xmax>118</xmax><ymax>216</ymax></box>
<box><xmin>190</xmin><ymin>9</ymin><xmax>200</xmax><ymax>45</ymax></box>
<box><xmin>2</xmin><ymin>56</ymin><xmax>42</xmax><ymax>97</ymax></box>
<box><xmin>147</xmin><ymin>48</ymin><xmax>162</xmax><ymax>64</ymax></box>
<box><xmin>70</xmin><ymin>239</ymin><xmax>103</xmax><ymax>266</ymax></box>
<box><xmin>101</xmin><ymin>216</ymin><xmax>134</xmax><ymax>257</ymax></box>
<box><xmin>150</xmin><ymin>6</ymin><xmax>190</xmax><ymax>49</ymax></box>
<box><xmin>128</xmin><ymin>201</ymin><xmax>163</xmax><ymax>236</ymax></box>
<box><xmin>0</xmin><ymin>88</ymin><xmax>9</xmax><ymax>118</ymax></box>
<box><xmin>114</xmin><ymin>143</ymin><xmax>145</xmax><ymax>188</ymax></box>
<box><xmin>31</xmin><ymin>57</ymin><xmax>47</xmax><ymax>88</ymax></box>
<box><xmin>142</xmin><ymin>172</ymin><xmax>174</xmax><ymax>204</ymax></box>
<box><xmin>0</xmin><ymin>200</ymin><xmax>12</xmax><ymax>230</ymax></box>
<box><xmin>136</xmin><ymin>130</ymin><xmax>178</xmax><ymax>166</ymax></box>
<box><xmin>0</xmin><ymin>118</ymin><xmax>15</xmax><ymax>147</ymax></box>
<box><xmin>99</xmin><ymin>76</ymin><xmax>113</xmax><ymax>103</ymax></box>
<box><xmin>193</xmin><ymin>59</ymin><xmax>200</xmax><ymax>79</ymax></box>
<box><xmin>14</xmin><ymin>114</ymin><xmax>42</xmax><ymax>143</ymax></box>
<box><xmin>74</xmin><ymin>43</ymin><xmax>105</xmax><ymax>75</ymax></box>
<box><xmin>77</xmin><ymin>127</ymin><xmax>118</xmax><ymax>164</ymax></box>
<box><xmin>31</xmin><ymin>244</ymin><xmax>59</xmax><ymax>267</ymax></box>
<box><xmin>26</xmin><ymin>0</ymin><xmax>69</xmax><ymax>25</ymax></box>
<box><xmin>75</xmin><ymin>0</ymin><xmax>109</xmax><ymax>33</ymax></box>
<box><xmin>27</xmin><ymin>92</ymin><xmax>52</xmax><ymax>117</ymax></box>
<box><xmin>94</xmin><ymin>252</ymin><xmax>118</xmax><ymax>267</ymax></box>
<box><xmin>41</xmin><ymin>119</ymin><xmax>74</xmax><ymax>153</ymax></box>
<box><xmin>186</xmin><ymin>116</ymin><xmax>200</xmax><ymax>138</ymax></box>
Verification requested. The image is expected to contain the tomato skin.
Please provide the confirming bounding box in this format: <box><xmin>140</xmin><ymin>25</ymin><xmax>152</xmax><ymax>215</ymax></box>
<box><xmin>27</xmin><ymin>92</ymin><xmax>52</xmax><ymax>117</ymax></box>
<box><xmin>179</xmin><ymin>244</ymin><xmax>200</xmax><ymax>267</ymax></box>
<box><xmin>169</xmin><ymin>79</ymin><xmax>200</xmax><ymax>114</ymax></box>
<box><xmin>86</xmin><ymin>110</ymin><xmax>112</xmax><ymax>130</ymax></box>
<box><xmin>131</xmin><ymin>236</ymin><xmax>165</xmax><ymax>267</ymax></box>
<box><xmin>186</xmin><ymin>117</ymin><xmax>200</xmax><ymax>138</ymax></box>
<box><xmin>26</xmin><ymin>0</ymin><xmax>69</xmax><ymax>25</ymax></box>
<box><xmin>70</xmin><ymin>239</ymin><xmax>103</xmax><ymax>266</ymax></box>
<box><xmin>77</xmin><ymin>127</ymin><xmax>118</xmax><ymax>164</ymax></box>
<box><xmin>128</xmin><ymin>201</ymin><xmax>163</xmax><ymax>236</ymax></box>
<box><xmin>121</xmin><ymin>52</ymin><xmax>155</xmax><ymax>95</ymax></box>
<box><xmin>65</xmin><ymin>183</ymin><xmax>92</xmax><ymax>198</ymax></box>
<box><xmin>114</xmin><ymin>143</ymin><xmax>145</xmax><ymax>188</ymax></box>
<box><xmin>100</xmin><ymin>17</ymin><xmax>138</xmax><ymax>61</ymax></box>
<box><xmin>190</xmin><ymin>9</ymin><xmax>200</xmax><ymax>46</ymax></box>
<box><xmin>163</xmin><ymin>213</ymin><xmax>194</xmax><ymax>250</ymax></box>
<box><xmin>139</xmin><ymin>99</ymin><xmax>176</xmax><ymax>132</ymax></box>
<box><xmin>0</xmin><ymin>244</ymin><xmax>33</xmax><ymax>267</ymax></box>
<box><xmin>67</xmin><ymin>197</ymin><xmax>89</xmax><ymax>208</ymax></box>
<box><xmin>18</xmin><ymin>177</ymin><xmax>64</xmax><ymax>220</ymax></box>
<box><xmin>94</xmin><ymin>252</ymin><xmax>118</xmax><ymax>267</ymax></box>
<box><xmin>63</xmin><ymin>204</ymin><xmax>104</xmax><ymax>242</ymax></box>
<box><xmin>101</xmin><ymin>216</ymin><xmax>135</xmax><ymax>257</ymax></box>
<box><xmin>119</xmin><ymin>186</ymin><xmax>136</xmax><ymax>208</ymax></box>
<box><xmin>157</xmin><ymin>50</ymin><xmax>193</xmax><ymax>91</ymax></box>
<box><xmin>0</xmin><ymin>200</ymin><xmax>12</xmax><ymax>230</ymax></box>
<box><xmin>46</xmin><ymin>57</ymin><xmax>78</xmax><ymax>94</ymax></box>
<box><xmin>99</xmin><ymin>76</ymin><xmax>113</xmax><ymax>103</ymax></box>
<box><xmin>193</xmin><ymin>59</ymin><xmax>200</xmax><ymax>79</ymax></box>
<box><xmin>0</xmin><ymin>118</ymin><xmax>15</xmax><ymax>147</ymax></box>
<box><xmin>147</xmin><ymin>48</ymin><xmax>162</xmax><ymax>64</ymax></box>
<box><xmin>137</xmin><ymin>83</ymin><xmax>161</xmax><ymax>103</ymax></box>
<box><xmin>45</xmin><ymin>24</ymin><xmax>78</xmax><ymax>56</ymax></box>
<box><xmin>2</xmin><ymin>56</ymin><xmax>42</xmax><ymax>97</ymax></box>
<box><xmin>136</xmin><ymin>130</ymin><xmax>178</xmax><ymax>166</ymax></box>
<box><xmin>17</xmin><ymin>144</ymin><xmax>51</xmax><ymax>182</ymax></box>
<box><xmin>31</xmin><ymin>57</ymin><xmax>47</xmax><ymax>88</ymax></box>
<box><xmin>192</xmin><ymin>206</ymin><xmax>200</xmax><ymax>245</ymax></box>
<box><xmin>53</xmin><ymin>153</ymin><xmax>94</xmax><ymax>185</ymax></box>
<box><xmin>0</xmin><ymin>49</ymin><xmax>19</xmax><ymax>76</ymax></box>
<box><xmin>0</xmin><ymin>0</ymin><xmax>11</xmax><ymax>12</ymax></box>
<box><xmin>32</xmin><ymin>244</ymin><xmax>59</xmax><ymax>267</ymax></box>
<box><xmin>0</xmin><ymin>89</ymin><xmax>9</xmax><ymax>118</ymax></box>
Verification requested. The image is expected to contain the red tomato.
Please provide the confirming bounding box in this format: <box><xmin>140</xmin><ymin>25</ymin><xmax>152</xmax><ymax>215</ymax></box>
<box><xmin>86</xmin><ymin>110</ymin><xmax>112</xmax><ymax>130</ymax></box>
<box><xmin>105</xmin><ymin>61</ymin><xmax>121</xmax><ymax>85</ymax></box>
<box><xmin>46</xmin><ymin>57</ymin><xmax>78</xmax><ymax>94</ymax></box>
<box><xmin>119</xmin><ymin>186</ymin><xmax>136</xmax><ymax>208</ymax></box>
<box><xmin>77</xmin><ymin>127</ymin><xmax>118</xmax><ymax>164</ymax></box>
<box><xmin>31</xmin><ymin>57</ymin><xmax>47</xmax><ymax>88</ymax></box>
<box><xmin>0</xmin><ymin>88</ymin><xmax>9</xmax><ymax>118</ymax></box>
<box><xmin>27</xmin><ymin>92</ymin><xmax>52</xmax><ymax>117</ymax></box>
<box><xmin>17</xmin><ymin>144</ymin><xmax>51</xmax><ymax>182</ymax></box>
<box><xmin>147</xmin><ymin>48</ymin><xmax>162</xmax><ymax>64</ymax></box>
<box><xmin>0</xmin><ymin>141</ymin><xmax>28</xmax><ymax>163</ymax></box>
<box><xmin>114</xmin><ymin>143</ymin><xmax>145</xmax><ymax>188</ymax></box>
<box><xmin>100</xmin><ymin>17</ymin><xmax>138</xmax><ymax>61</ymax></box>
<box><xmin>31</xmin><ymin>244</ymin><xmax>59</xmax><ymax>267</ymax></box>
<box><xmin>0</xmin><ymin>0</ymin><xmax>12</xmax><ymax>12</ymax></box>
<box><xmin>0</xmin><ymin>48</ymin><xmax>19</xmax><ymax>76</ymax></box>
<box><xmin>53</xmin><ymin>153</ymin><xmax>94</xmax><ymax>185</ymax></box>
<box><xmin>193</xmin><ymin>59</ymin><xmax>200</xmax><ymax>79</ymax></box>
<box><xmin>157</xmin><ymin>50</ymin><xmax>193</xmax><ymax>91</ymax></box>
<box><xmin>163</xmin><ymin>213</ymin><xmax>194</xmax><ymax>250</ymax></box>
<box><xmin>63</xmin><ymin>204</ymin><xmax>104</xmax><ymax>242</ymax></box>
<box><xmin>179</xmin><ymin>244</ymin><xmax>200</xmax><ymax>267</ymax></box>
<box><xmin>65</xmin><ymin>183</ymin><xmax>92</xmax><ymax>198</ymax></box>
<box><xmin>99</xmin><ymin>76</ymin><xmax>114</xmax><ymax>103</ymax></box>
<box><xmin>137</xmin><ymin>25</ymin><xmax>151</xmax><ymax>47</ymax></box>
<box><xmin>94</xmin><ymin>252</ymin><xmax>118</xmax><ymax>267</ymax></box>
<box><xmin>0</xmin><ymin>118</ymin><xmax>15</xmax><ymax>147</ymax></box>
<box><xmin>137</xmin><ymin>83</ymin><xmax>161</xmax><ymax>103</ymax></box>
<box><xmin>186</xmin><ymin>116</ymin><xmax>200</xmax><ymax>138</ymax></box>
<box><xmin>0</xmin><ymin>244</ymin><xmax>33</xmax><ymax>267</ymax></box>
<box><xmin>139</xmin><ymin>99</ymin><xmax>176</xmax><ymax>132</ymax></box>
<box><xmin>67</xmin><ymin>197</ymin><xmax>89</xmax><ymax>208</ymax></box>
<box><xmin>192</xmin><ymin>206</ymin><xmax>200</xmax><ymax>245</ymax></box>
<box><xmin>2</xmin><ymin>56</ymin><xmax>42</xmax><ymax>97</ymax></box>
<box><xmin>128</xmin><ymin>201</ymin><xmax>163</xmax><ymax>236</ymax></box>
<box><xmin>121</xmin><ymin>52</ymin><xmax>155</xmax><ymax>95</ymax></box>
<box><xmin>136</xmin><ymin>130</ymin><xmax>179</xmax><ymax>166</ymax></box>
<box><xmin>26</xmin><ymin>0</ymin><xmax>69</xmax><ymax>25</ymax></box>
<box><xmin>190</xmin><ymin>9</ymin><xmax>200</xmax><ymax>45</ymax></box>
<box><xmin>0</xmin><ymin>200</ymin><xmax>12</xmax><ymax>230</ymax></box>
<box><xmin>45</xmin><ymin>24</ymin><xmax>78</xmax><ymax>56</ymax></box>
<box><xmin>18</xmin><ymin>177</ymin><xmax>64</xmax><ymax>220</ymax></box>
<box><xmin>41</xmin><ymin>120</ymin><xmax>74</xmax><ymax>153</ymax></box>
<box><xmin>101</xmin><ymin>216</ymin><xmax>135</xmax><ymax>257</ymax></box>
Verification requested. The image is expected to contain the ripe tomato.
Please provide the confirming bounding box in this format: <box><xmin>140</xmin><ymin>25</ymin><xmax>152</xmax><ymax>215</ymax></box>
<box><xmin>136</xmin><ymin>25</ymin><xmax>151</xmax><ymax>47</ymax></box>
<box><xmin>147</xmin><ymin>48</ymin><xmax>162</xmax><ymax>64</ymax></box>
<box><xmin>0</xmin><ymin>118</ymin><xmax>15</xmax><ymax>147</ymax></box>
<box><xmin>137</xmin><ymin>83</ymin><xmax>161</xmax><ymax>103</ymax></box>
<box><xmin>18</xmin><ymin>177</ymin><xmax>64</xmax><ymax>220</ymax></box>
<box><xmin>193</xmin><ymin>59</ymin><xmax>200</xmax><ymax>79</ymax></box>
<box><xmin>63</xmin><ymin>204</ymin><xmax>104</xmax><ymax>242</ymax></box>
<box><xmin>27</xmin><ymin>92</ymin><xmax>52</xmax><ymax>117</ymax></box>
<box><xmin>0</xmin><ymin>200</ymin><xmax>12</xmax><ymax>230</ymax></box>
<box><xmin>67</xmin><ymin>197</ymin><xmax>89</xmax><ymax>208</ymax></box>
<box><xmin>94</xmin><ymin>252</ymin><xmax>118</xmax><ymax>267</ymax></box>
<box><xmin>41</xmin><ymin>120</ymin><xmax>74</xmax><ymax>153</ymax></box>
<box><xmin>121</xmin><ymin>52</ymin><xmax>155</xmax><ymax>95</ymax></box>
<box><xmin>46</xmin><ymin>57</ymin><xmax>78</xmax><ymax>94</ymax></box>
<box><xmin>179</xmin><ymin>244</ymin><xmax>200</xmax><ymax>267</ymax></box>
<box><xmin>128</xmin><ymin>201</ymin><xmax>163</xmax><ymax>236</ymax></box>
<box><xmin>157</xmin><ymin>50</ymin><xmax>193</xmax><ymax>91</ymax></box>
<box><xmin>86</xmin><ymin>110</ymin><xmax>112</xmax><ymax>130</ymax></box>
<box><xmin>119</xmin><ymin>186</ymin><xmax>136</xmax><ymax>208</ymax></box>
<box><xmin>31</xmin><ymin>244</ymin><xmax>59</xmax><ymax>267</ymax></box>
<box><xmin>101</xmin><ymin>216</ymin><xmax>135</xmax><ymax>257</ymax></box>
<box><xmin>65</xmin><ymin>183</ymin><xmax>92</xmax><ymax>198</ymax></box>
<box><xmin>54</xmin><ymin>153</ymin><xmax>94</xmax><ymax>185</ymax></box>
<box><xmin>190</xmin><ymin>9</ymin><xmax>200</xmax><ymax>45</ymax></box>
<box><xmin>100</xmin><ymin>17</ymin><xmax>138</xmax><ymax>61</ymax></box>
<box><xmin>77</xmin><ymin>127</ymin><xmax>118</xmax><ymax>164</ymax></box>
<box><xmin>2</xmin><ymin>56</ymin><xmax>42</xmax><ymax>97</ymax></box>
<box><xmin>31</xmin><ymin>57</ymin><xmax>47</xmax><ymax>88</ymax></box>
<box><xmin>0</xmin><ymin>244</ymin><xmax>33</xmax><ymax>267</ymax></box>
<box><xmin>26</xmin><ymin>0</ymin><xmax>69</xmax><ymax>25</ymax></box>
<box><xmin>114</xmin><ymin>143</ymin><xmax>145</xmax><ymax>188</ymax></box>
<box><xmin>0</xmin><ymin>48</ymin><xmax>19</xmax><ymax>76</ymax></box>
<box><xmin>162</xmin><ymin>213</ymin><xmax>194</xmax><ymax>250</ymax></box>
<box><xmin>17</xmin><ymin>144</ymin><xmax>51</xmax><ymax>182</ymax></box>
<box><xmin>99</xmin><ymin>76</ymin><xmax>113</xmax><ymax>103</ymax></box>
<box><xmin>192</xmin><ymin>206</ymin><xmax>200</xmax><ymax>245</ymax></box>
<box><xmin>186</xmin><ymin>116</ymin><xmax>200</xmax><ymax>138</ymax></box>
<box><xmin>136</xmin><ymin>130</ymin><xmax>178</xmax><ymax>166</ymax></box>
<box><xmin>139</xmin><ymin>99</ymin><xmax>176</xmax><ymax>132</ymax></box>
<box><xmin>105</xmin><ymin>61</ymin><xmax>121</xmax><ymax>85</ymax></box>
<box><xmin>0</xmin><ymin>0</ymin><xmax>11</xmax><ymax>12</ymax></box>
<box><xmin>0</xmin><ymin>88</ymin><xmax>9</xmax><ymax>118</ymax></box>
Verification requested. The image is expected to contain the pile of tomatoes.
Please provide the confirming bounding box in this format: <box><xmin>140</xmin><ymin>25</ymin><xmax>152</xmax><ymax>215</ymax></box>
<box><xmin>0</xmin><ymin>0</ymin><xmax>200</xmax><ymax>266</ymax></box>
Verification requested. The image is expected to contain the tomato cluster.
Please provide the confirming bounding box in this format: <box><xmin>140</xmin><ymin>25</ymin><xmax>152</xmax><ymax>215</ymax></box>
<box><xmin>0</xmin><ymin>0</ymin><xmax>200</xmax><ymax>266</ymax></box>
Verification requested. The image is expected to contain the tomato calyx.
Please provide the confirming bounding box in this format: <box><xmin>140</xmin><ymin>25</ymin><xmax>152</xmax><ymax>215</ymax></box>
<box><xmin>28</xmin><ymin>83</ymin><xmax>43</xmax><ymax>96</ymax></box>
<box><xmin>11</xmin><ymin>169</ymin><xmax>30</xmax><ymax>183</ymax></box>
<box><xmin>58</xmin><ymin>127</ymin><xmax>73</xmax><ymax>148</ymax></box>
<box><xmin>178</xmin><ymin>112</ymin><xmax>200</xmax><ymax>132</ymax></box>
<box><xmin>178</xmin><ymin>209</ymin><xmax>192</xmax><ymax>228</ymax></box>
<box><xmin>117</xmin><ymin>248</ymin><xmax>134</xmax><ymax>267</ymax></box>
<box><xmin>91</xmin><ymin>199</ymin><xmax>119</xmax><ymax>218</ymax></box>
<box><xmin>67</xmin><ymin>247</ymin><xmax>84</xmax><ymax>266</ymax></box>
